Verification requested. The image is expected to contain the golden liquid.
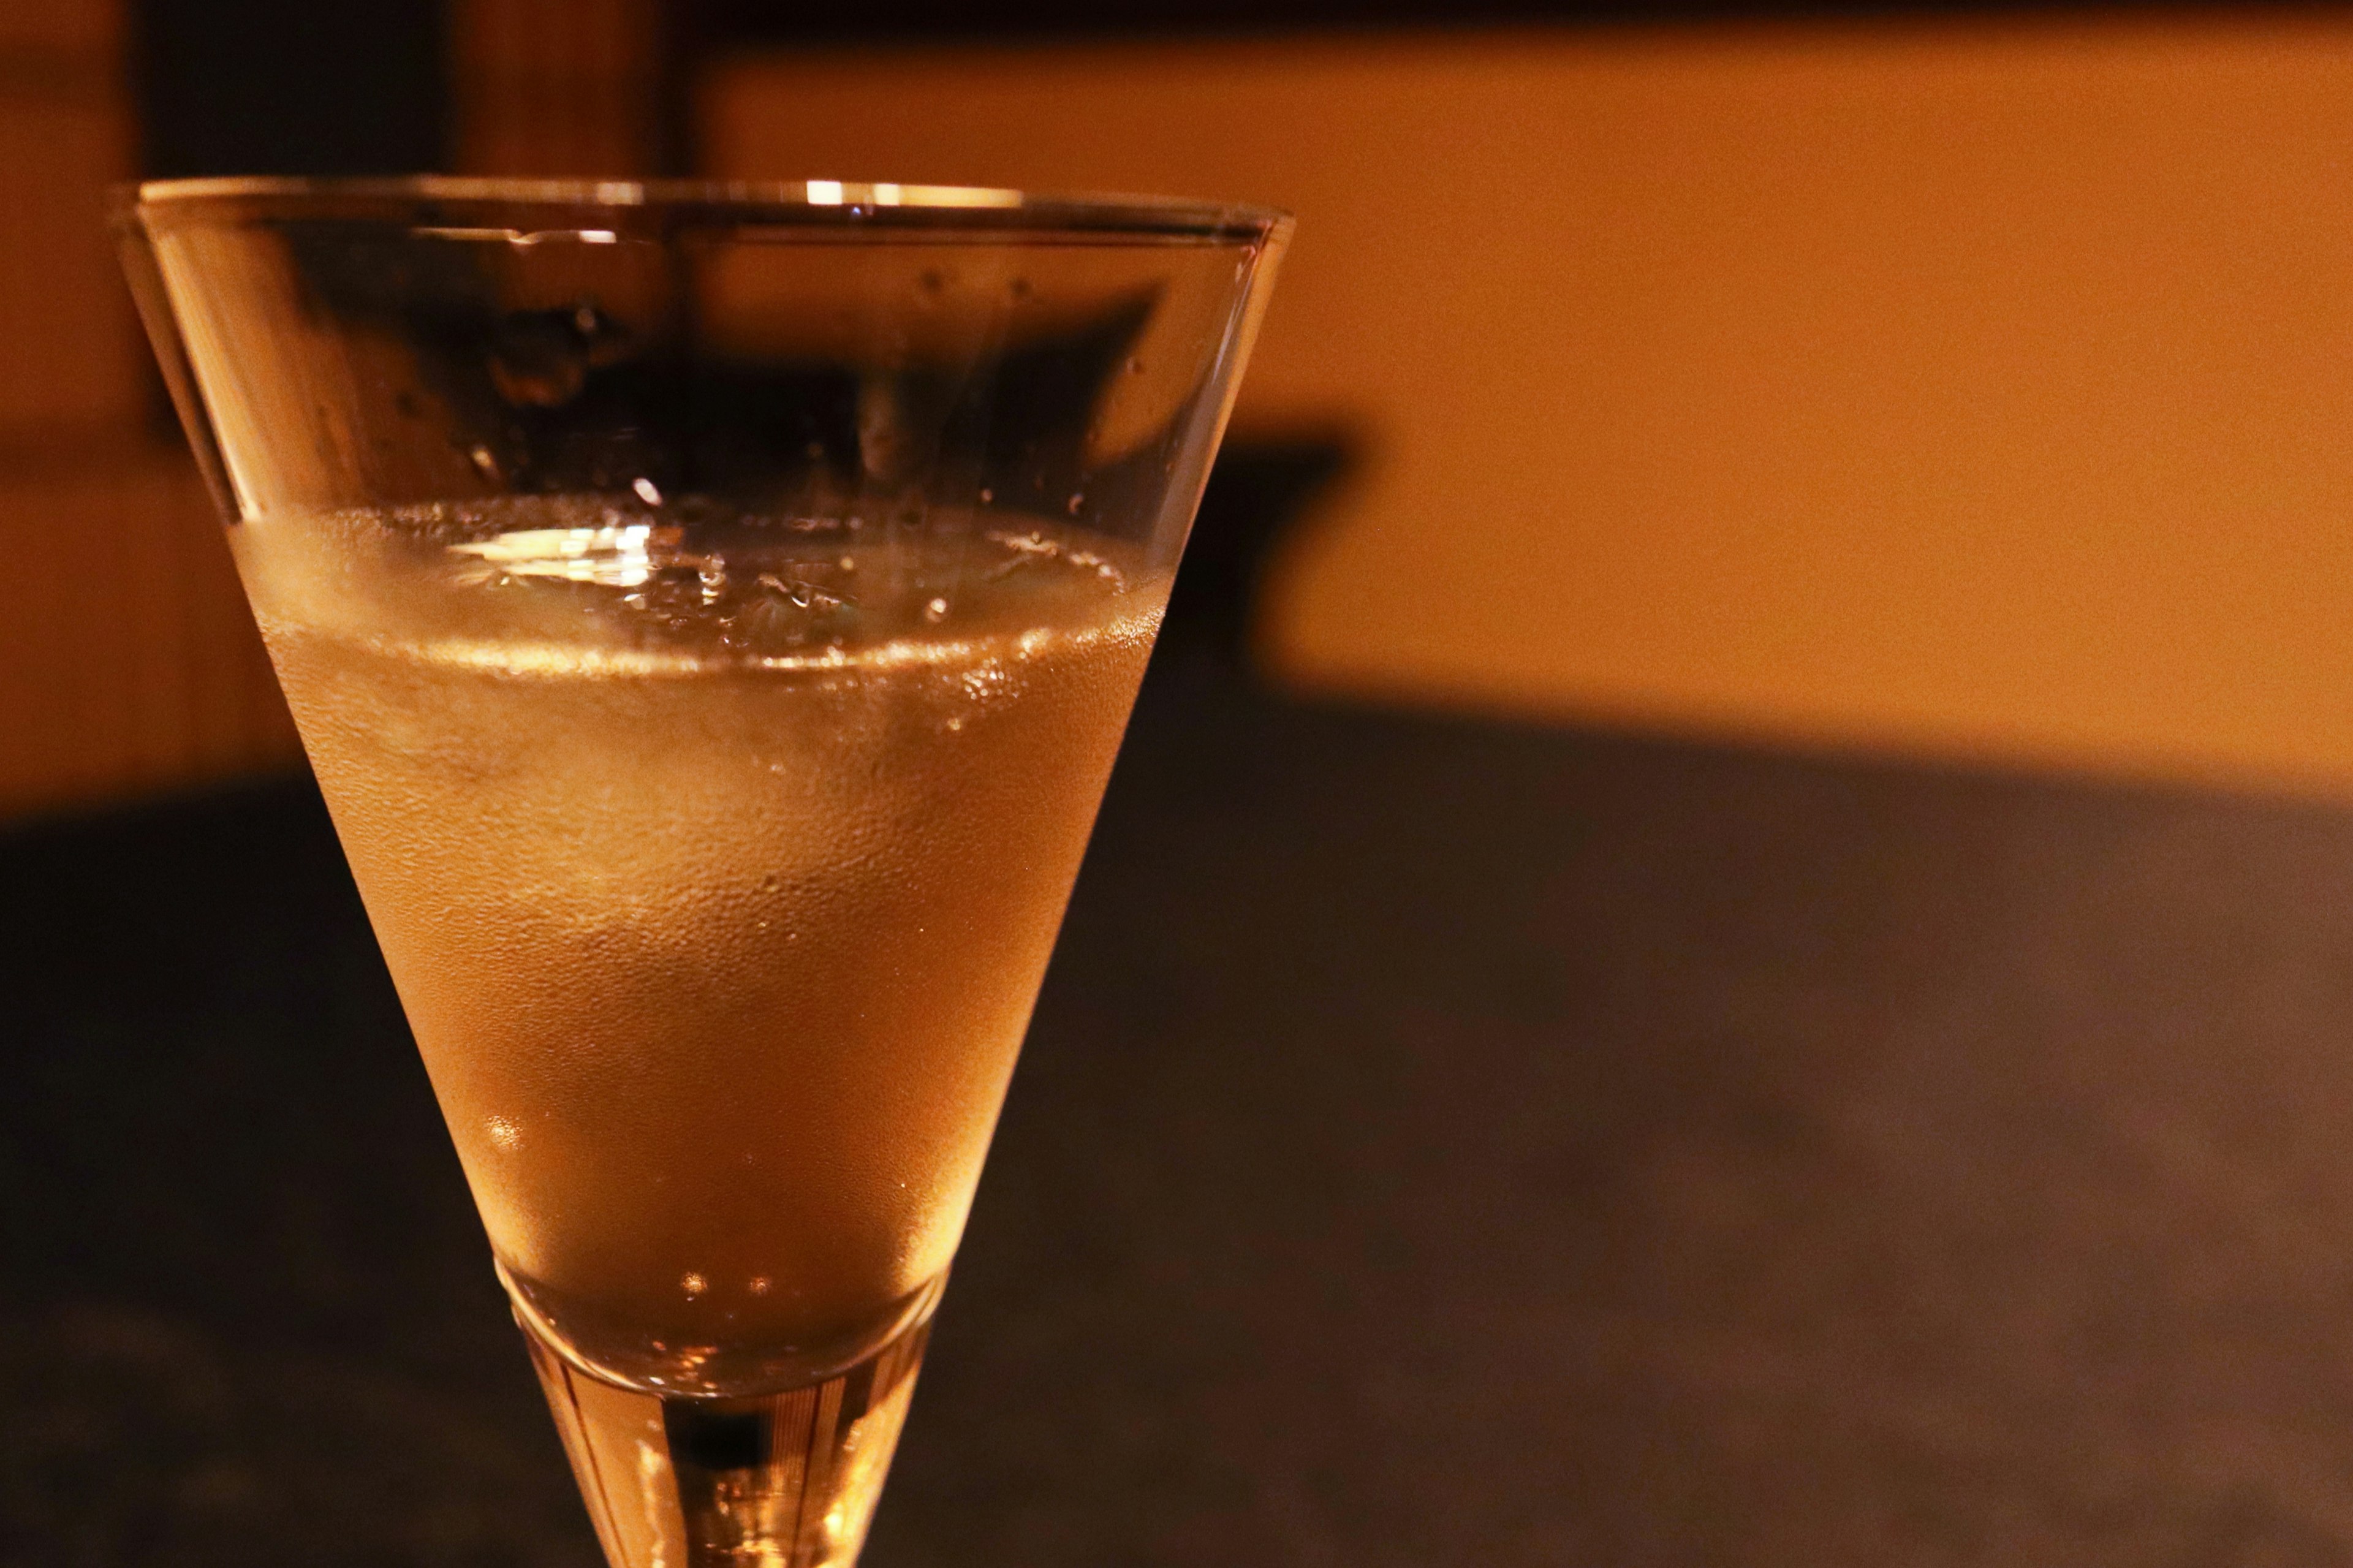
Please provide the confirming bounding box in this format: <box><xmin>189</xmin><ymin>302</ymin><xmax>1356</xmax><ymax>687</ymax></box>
<box><xmin>232</xmin><ymin>499</ymin><xmax>1164</xmax><ymax>1391</ymax></box>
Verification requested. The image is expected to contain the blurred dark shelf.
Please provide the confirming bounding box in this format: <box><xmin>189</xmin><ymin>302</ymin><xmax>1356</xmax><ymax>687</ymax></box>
<box><xmin>127</xmin><ymin>0</ymin><xmax>2237</xmax><ymax>184</ymax></box>
<box><xmin>691</xmin><ymin>0</ymin><xmax>2232</xmax><ymax>46</ymax></box>
<box><xmin>134</xmin><ymin>0</ymin><xmax>446</xmax><ymax>180</ymax></box>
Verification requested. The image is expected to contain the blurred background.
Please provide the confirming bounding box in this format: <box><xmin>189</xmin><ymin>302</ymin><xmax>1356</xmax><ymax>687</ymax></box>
<box><xmin>29</xmin><ymin>7</ymin><xmax>2353</xmax><ymax>1562</ymax></box>
<box><xmin>15</xmin><ymin>0</ymin><xmax>2353</xmax><ymax>820</ymax></box>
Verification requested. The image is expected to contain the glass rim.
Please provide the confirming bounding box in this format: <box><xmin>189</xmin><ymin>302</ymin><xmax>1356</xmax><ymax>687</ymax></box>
<box><xmin>120</xmin><ymin>174</ymin><xmax>1293</xmax><ymax>244</ymax></box>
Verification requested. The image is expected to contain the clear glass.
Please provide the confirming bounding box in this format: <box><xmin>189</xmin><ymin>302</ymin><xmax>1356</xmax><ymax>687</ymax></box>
<box><xmin>116</xmin><ymin>175</ymin><xmax>1287</xmax><ymax>1567</ymax></box>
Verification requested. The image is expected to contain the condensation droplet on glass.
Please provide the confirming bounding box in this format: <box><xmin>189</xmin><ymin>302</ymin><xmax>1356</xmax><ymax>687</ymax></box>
<box><xmin>838</xmin><ymin>555</ymin><xmax>856</xmax><ymax>572</ymax></box>
<box><xmin>681</xmin><ymin>1272</ymin><xmax>708</xmax><ymax>1298</ymax></box>
<box><xmin>977</xmin><ymin>487</ymin><xmax>993</xmax><ymax>505</ymax></box>
<box><xmin>923</xmin><ymin>597</ymin><xmax>949</xmax><ymax>623</ymax></box>
<box><xmin>749</xmin><ymin>1276</ymin><xmax>772</xmax><ymax>1297</ymax></box>
<box><xmin>631</xmin><ymin>475</ymin><xmax>662</xmax><ymax>506</ymax></box>
<box><xmin>486</xmin><ymin>1116</ymin><xmax>521</xmax><ymax>1150</ymax></box>
<box><xmin>945</xmin><ymin>716</ymin><xmax>964</xmax><ymax>732</ymax></box>
<box><xmin>469</xmin><ymin>444</ymin><xmax>500</xmax><ymax>479</ymax></box>
<box><xmin>1066</xmin><ymin>493</ymin><xmax>1085</xmax><ymax>515</ymax></box>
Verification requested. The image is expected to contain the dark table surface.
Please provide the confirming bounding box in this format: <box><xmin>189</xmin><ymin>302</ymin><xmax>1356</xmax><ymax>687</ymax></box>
<box><xmin>11</xmin><ymin>658</ymin><xmax>2353</xmax><ymax>1567</ymax></box>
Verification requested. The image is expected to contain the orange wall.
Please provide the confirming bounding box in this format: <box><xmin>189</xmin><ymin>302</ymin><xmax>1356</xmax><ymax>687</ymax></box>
<box><xmin>0</xmin><ymin>0</ymin><xmax>297</xmax><ymax>820</ymax></box>
<box><xmin>705</xmin><ymin>17</ymin><xmax>2353</xmax><ymax>797</ymax></box>
<box><xmin>0</xmin><ymin>455</ymin><xmax>292</xmax><ymax>813</ymax></box>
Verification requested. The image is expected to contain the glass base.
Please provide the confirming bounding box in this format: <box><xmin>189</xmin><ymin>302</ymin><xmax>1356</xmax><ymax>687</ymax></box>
<box><xmin>517</xmin><ymin>1299</ymin><xmax>933</xmax><ymax>1568</ymax></box>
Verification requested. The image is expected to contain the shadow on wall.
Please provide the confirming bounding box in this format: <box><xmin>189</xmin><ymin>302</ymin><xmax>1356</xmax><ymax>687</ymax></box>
<box><xmin>1161</xmin><ymin>435</ymin><xmax>1356</xmax><ymax>676</ymax></box>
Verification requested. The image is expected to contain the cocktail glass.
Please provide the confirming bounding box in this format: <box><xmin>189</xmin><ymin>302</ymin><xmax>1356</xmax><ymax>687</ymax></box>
<box><xmin>115</xmin><ymin>177</ymin><xmax>1287</xmax><ymax>1567</ymax></box>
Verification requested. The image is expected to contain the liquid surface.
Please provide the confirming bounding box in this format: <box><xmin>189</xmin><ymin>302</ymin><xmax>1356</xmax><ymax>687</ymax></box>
<box><xmin>232</xmin><ymin>497</ymin><xmax>1166</xmax><ymax>1392</ymax></box>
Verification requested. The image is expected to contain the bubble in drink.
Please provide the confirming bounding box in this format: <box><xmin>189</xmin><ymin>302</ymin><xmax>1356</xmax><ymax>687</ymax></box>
<box><xmin>230</xmin><ymin>497</ymin><xmax>1169</xmax><ymax>1392</ymax></box>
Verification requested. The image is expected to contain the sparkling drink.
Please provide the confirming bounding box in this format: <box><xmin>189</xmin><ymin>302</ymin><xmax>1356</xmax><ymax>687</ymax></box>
<box><xmin>238</xmin><ymin>501</ymin><xmax>1167</xmax><ymax>1562</ymax></box>
<box><xmin>235</xmin><ymin>501</ymin><xmax>1165</xmax><ymax>1392</ymax></box>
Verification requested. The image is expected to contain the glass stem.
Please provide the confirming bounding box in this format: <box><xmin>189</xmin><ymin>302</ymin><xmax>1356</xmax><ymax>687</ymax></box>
<box><xmin>518</xmin><ymin>1303</ymin><xmax>933</xmax><ymax>1568</ymax></box>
